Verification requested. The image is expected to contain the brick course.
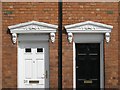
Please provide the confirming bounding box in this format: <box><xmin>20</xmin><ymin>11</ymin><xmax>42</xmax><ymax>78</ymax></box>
<box><xmin>2</xmin><ymin>2</ymin><xmax>58</xmax><ymax>88</ymax></box>
<box><xmin>62</xmin><ymin>2</ymin><xmax>119</xmax><ymax>88</ymax></box>
<box><xmin>1</xmin><ymin>2</ymin><xmax>120</xmax><ymax>89</ymax></box>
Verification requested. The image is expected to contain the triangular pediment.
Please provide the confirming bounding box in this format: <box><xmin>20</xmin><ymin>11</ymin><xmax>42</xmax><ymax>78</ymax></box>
<box><xmin>65</xmin><ymin>21</ymin><xmax>113</xmax><ymax>33</ymax></box>
<box><xmin>9</xmin><ymin>21</ymin><xmax>58</xmax><ymax>33</ymax></box>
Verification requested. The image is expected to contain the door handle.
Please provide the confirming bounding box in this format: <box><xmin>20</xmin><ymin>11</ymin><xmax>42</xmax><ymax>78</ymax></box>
<box><xmin>45</xmin><ymin>70</ymin><xmax>48</xmax><ymax>79</ymax></box>
<box><xmin>76</xmin><ymin>66</ymin><xmax>79</xmax><ymax>68</ymax></box>
<box><xmin>43</xmin><ymin>70</ymin><xmax>48</xmax><ymax>79</ymax></box>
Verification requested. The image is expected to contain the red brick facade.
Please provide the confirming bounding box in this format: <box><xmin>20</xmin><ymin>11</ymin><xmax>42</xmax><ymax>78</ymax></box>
<box><xmin>1</xmin><ymin>2</ymin><xmax>120</xmax><ymax>89</ymax></box>
<box><xmin>2</xmin><ymin>2</ymin><xmax>58</xmax><ymax>88</ymax></box>
<box><xmin>62</xmin><ymin>3</ymin><xmax>119</xmax><ymax>88</ymax></box>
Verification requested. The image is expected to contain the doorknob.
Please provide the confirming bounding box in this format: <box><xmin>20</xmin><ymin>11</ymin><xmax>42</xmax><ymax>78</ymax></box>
<box><xmin>76</xmin><ymin>66</ymin><xmax>79</xmax><ymax>68</ymax></box>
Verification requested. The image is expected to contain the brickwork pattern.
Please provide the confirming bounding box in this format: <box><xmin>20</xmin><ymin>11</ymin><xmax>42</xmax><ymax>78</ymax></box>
<box><xmin>0</xmin><ymin>2</ymin><xmax>2</xmax><ymax>90</ymax></box>
<box><xmin>2</xmin><ymin>2</ymin><xmax>58</xmax><ymax>88</ymax></box>
<box><xmin>2</xmin><ymin>2</ymin><xmax>120</xmax><ymax>89</ymax></box>
<box><xmin>118</xmin><ymin>2</ymin><xmax>120</xmax><ymax>89</ymax></box>
<box><xmin>62</xmin><ymin>2</ymin><xmax>119</xmax><ymax>88</ymax></box>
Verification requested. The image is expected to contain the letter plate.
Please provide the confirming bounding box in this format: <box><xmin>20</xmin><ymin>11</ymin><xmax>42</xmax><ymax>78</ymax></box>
<box><xmin>29</xmin><ymin>80</ymin><xmax>39</xmax><ymax>84</ymax></box>
<box><xmin>84</xmin><ymin>80</ymin><xmax>92</xmax><ymax>84</ymax></box>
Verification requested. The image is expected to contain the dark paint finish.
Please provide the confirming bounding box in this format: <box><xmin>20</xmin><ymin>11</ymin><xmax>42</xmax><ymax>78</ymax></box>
<box><xmin>76</xmin><ymin>43</ymin><xmax>100</xmax><ymax>89</ymax></box>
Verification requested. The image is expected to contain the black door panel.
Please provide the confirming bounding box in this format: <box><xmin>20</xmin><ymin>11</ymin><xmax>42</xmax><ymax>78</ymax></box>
<box><xmin>76</xmin><ymin>43</ymin><xmax>100</xmax><ymax>89</ymax></box>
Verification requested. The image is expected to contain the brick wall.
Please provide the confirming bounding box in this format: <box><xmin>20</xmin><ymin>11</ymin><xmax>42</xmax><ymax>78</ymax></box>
<box><xmin>2</xmin><ymin>2</ymin><xmax>119</xmax><ymax>89</ymax></box>
<box><xmin>0</xmin><ymin>2</ymin><xmax>2</xmax><ymax>90</ymax></box>
<box><xmin>118</xmin><ymin>1</ymin><xmax>120</xmax><ymax>89</ymax></box>
<box><xmin>2</xmin><ymin>2</ymin><xmax>58</xmax><ymax>88</ymax></box>
<box><xmin>62</xmin><ymin>2</ymin><xmax>119</xmax><ymax>88</ymax></box>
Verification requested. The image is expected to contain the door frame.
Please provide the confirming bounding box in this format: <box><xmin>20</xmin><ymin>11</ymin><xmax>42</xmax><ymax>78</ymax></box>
<box><xmin>73</xmin><ymin>41</ymin><xmax>104</xmax><ymax>89</ymax></box>
<box><xmin>8</xmin><ymin>21</ymin><xmax>57</xmax><ymax>88</ymax></box>
<box><xmin>65</xmin><ymin>21</ymin><xmax>113</xmax><ymax>89</ymax></box>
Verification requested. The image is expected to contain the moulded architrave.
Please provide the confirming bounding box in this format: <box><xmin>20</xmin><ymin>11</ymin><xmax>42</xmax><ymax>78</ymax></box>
<box><xmin>65</xmin><ymin>21</ymin><xmax>113</xmax><ymax>43</ymax></box>
<box><xmin>65</xmin><ymin>21</ymin><xmax>113</xmax><ymax>30</ymax></box>
<box><xmin>9</xmin><ymin>21</ymin><xmax>57</xmax><ymax>34</ymax></box>
<box><xmin>8</xmin><ymin>21</ymin><xmax>58</xmax><ymax>30</ymax></box>
<box><xmin>8</xmin><ymin>21</ymin><xmax>58</xmax><ymax>43</ymax></box>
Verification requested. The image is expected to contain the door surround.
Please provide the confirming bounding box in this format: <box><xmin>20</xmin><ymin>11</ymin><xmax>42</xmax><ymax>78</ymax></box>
<box><xmin>65</xmin><ymin>21</ymin><xmax>113</xmax><ymax>43</ymax></box>
<box><xmin>65</xmin><ymin>21</ymin><xmax>113</xmax><ymax>89</ymax></box>
<box><xmin>8</xmin><ymin>21</ymin><xmax>58</xmax><ymax>44</ymax></box>
<box><xmin>8</xmin><ymin>21</ymin><xmax>58</xmax><ymax>88</ymax></box>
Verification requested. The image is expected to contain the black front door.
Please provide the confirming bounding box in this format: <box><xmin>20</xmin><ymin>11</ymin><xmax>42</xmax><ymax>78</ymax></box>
<box><xmin>76</xmin><ymin>43</ymin><xmax>100</xmax><ymax>89</ymax></box>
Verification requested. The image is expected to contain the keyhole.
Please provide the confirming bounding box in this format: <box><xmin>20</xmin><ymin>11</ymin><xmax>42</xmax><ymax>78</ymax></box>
<box><xmin>33</xmin><ymin>61</ymin><xmax>35</xmax><ymax>63</ymax></box>
<box><xmin>87</xmin><ymin>47</ymin><xmax>89</xmax><ymax>51</ymax></box>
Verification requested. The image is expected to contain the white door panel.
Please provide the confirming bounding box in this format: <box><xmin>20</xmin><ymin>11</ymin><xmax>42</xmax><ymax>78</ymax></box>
<box><xmin>25</xmin><ymin>59</ymin><xmax>32</xmax><ymax>79</ymax></box>
<box><xmin>36</xmin><ymin>60</ymin><xmax>44</xmax><ymax>79</ymax></box>
<box><xmin>18</xmin><ymin>41</ymin><xmax>49</xmax><ymax>88</ymax></box>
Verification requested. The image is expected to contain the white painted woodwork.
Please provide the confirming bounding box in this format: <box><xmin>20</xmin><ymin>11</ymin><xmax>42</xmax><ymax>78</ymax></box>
<box><xmin>65</xmin><ymin>21</ymin><xmax>113</xmax><ymax>43</ymax></box>
<box><xmin>9</xmin><ymin>21</ymin><xmax>57</xmax><ymax>43</ymax></box>
<box><xmin>18</xmin><ymin>41</ymin><xmax>49</xmax><ymax>88</ymax></box>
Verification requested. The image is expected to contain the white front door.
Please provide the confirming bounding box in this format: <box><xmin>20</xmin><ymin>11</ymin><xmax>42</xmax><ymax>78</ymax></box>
<box><xmin>18</xmin><ymin>41</ymin><xmax>49</xmax><ymax>88</ymax></box>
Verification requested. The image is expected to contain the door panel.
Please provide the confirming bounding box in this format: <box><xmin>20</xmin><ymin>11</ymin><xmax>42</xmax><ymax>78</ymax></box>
<box><xmin>76</xmin><ymin>43</ymin><xmax>100</xmax><ymax>89</ymax></box>
<box><xmin>36</xmin><ymin>60</ymin><xmax>44</xmax><ymax>79</ymax></box>
<box><xmin>25</xmin><ymin>59</ymin><xmax>32</xmax><ymax>79</ymax></box>
<box><xmin>18</xmin><ymin>41</ymin><xmax>49</xmax><ymax>88</ymax></box>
